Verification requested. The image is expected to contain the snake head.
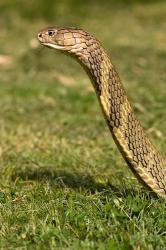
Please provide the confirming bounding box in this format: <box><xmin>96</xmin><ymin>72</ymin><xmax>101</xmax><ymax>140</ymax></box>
<box><xmin>37</xmin><ymin>27</ymin><xmax>90</xmax><ymax>53</ymax></box>
<box><xmin>37</xmin><ymin>27</ymin><xmax>103</xmax><ymax>69</ymax></box>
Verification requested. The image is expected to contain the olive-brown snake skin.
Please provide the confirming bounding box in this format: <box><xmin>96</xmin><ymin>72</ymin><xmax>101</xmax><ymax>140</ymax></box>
<box><xmin>37</xmin><ymin>27</ymin><xmax>166</xmax><ymax>197</ymax></box>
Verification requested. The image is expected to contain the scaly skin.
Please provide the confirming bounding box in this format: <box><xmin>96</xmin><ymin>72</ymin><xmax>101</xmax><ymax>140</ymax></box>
<box><xmin>37</xmin><ymin>27</ymin><xmax>166</xmax><ymax>197</ymax></box>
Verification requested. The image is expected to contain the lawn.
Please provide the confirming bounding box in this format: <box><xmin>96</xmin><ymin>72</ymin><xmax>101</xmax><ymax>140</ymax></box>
<box><xmin>0</xmin><ymin>0</ymin><xmax>166</xmax><ymax>249</ymax></box>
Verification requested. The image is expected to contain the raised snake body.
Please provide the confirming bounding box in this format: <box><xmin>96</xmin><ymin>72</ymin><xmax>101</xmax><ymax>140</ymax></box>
<box><xmin>37</xmin><ymin>27</ymin><xmax>166</xmax><ymax>197</ymax></box>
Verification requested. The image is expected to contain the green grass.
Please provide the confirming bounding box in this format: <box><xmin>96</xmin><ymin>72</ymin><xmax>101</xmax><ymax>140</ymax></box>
<box><xmin>0</xmin><ymin>0</ymin><xmax>166</xmax><ymax>249</ymax></box>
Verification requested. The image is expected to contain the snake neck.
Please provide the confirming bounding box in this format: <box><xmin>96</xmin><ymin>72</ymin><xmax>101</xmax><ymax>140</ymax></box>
<box><xmin>78</xmin><ymin>45</ymin><xmax>166</xmax><ymax>197</ymax></box>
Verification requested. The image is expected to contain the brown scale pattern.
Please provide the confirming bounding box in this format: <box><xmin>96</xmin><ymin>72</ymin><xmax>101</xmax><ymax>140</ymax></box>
<box><xmin>108</xmin><ymin>68</ymin><xmax>125</xmax><ymax>128</ymax></box>
<box><xmin>125</xmin><ymin>112</ymin><xmax>150</xmax><ymax>164</ymax></box>
<box><xmin>85</xmin><ymin>41</ymin><xmax>103</xmax><ymax>95</ymax></box>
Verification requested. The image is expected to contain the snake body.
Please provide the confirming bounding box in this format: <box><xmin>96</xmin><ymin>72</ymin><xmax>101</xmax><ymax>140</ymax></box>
<box><xmin>37</xmin><ymin>27</ymin><xmax>166</xmax><ymax>197</ymax></box>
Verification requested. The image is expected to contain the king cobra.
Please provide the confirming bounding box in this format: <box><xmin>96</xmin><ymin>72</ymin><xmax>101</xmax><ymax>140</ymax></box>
<box><xmin>37</xmin><ymin>27</ymin><xmax>166</xmax><ymax>197</ymax></box>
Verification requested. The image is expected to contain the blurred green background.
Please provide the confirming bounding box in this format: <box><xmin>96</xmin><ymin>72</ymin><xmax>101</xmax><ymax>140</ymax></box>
<box><xmin>0</xmin><ymin>0</ymin><xmax>166</xmax><ymax>249</ymax></box>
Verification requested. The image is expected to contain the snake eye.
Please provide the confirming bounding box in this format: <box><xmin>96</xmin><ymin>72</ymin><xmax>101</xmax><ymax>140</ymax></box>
<box><xmin>48</xmin><ymin>30</ymin><xmax>55</xmax><ymax>36</ymax></box>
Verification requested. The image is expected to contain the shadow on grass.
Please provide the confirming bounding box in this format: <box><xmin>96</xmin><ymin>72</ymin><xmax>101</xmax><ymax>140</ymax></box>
<box><xmin>11</xmin><ymin>166</ymin><xmax>155</xmax><ymax>199</ymax></box>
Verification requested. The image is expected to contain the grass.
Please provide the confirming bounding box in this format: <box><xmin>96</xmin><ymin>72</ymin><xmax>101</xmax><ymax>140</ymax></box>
<box><xmin>0</xmin><ymin>0</ymin><xmax>166</xmax><ymax>249</ymax></box>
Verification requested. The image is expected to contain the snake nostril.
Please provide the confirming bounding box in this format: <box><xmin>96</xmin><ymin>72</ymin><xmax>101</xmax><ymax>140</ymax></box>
<box><xmin>38</xmin><ymin>33</ymin><xmax>42</xmax><ymax>38</ymax></box>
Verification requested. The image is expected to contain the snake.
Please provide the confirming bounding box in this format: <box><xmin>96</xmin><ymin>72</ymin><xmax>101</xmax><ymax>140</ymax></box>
<box><xmin>37</xmin><ymin>26</ymin><xmax>166</xmax><ymax>197</ymax></box>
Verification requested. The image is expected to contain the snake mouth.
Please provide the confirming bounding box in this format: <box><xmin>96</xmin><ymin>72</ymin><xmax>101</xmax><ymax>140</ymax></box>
<box><xmin>41</xmin><ymin>42</ymin><xmax>66</xmax><ymax>50</ymax></box>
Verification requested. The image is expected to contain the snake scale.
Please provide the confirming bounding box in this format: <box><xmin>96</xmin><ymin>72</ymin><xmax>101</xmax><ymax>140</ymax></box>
<box><xmin>37</xmin><ymin>27</ymin><xmax>166</xmax><ymax>197</ymax></box>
